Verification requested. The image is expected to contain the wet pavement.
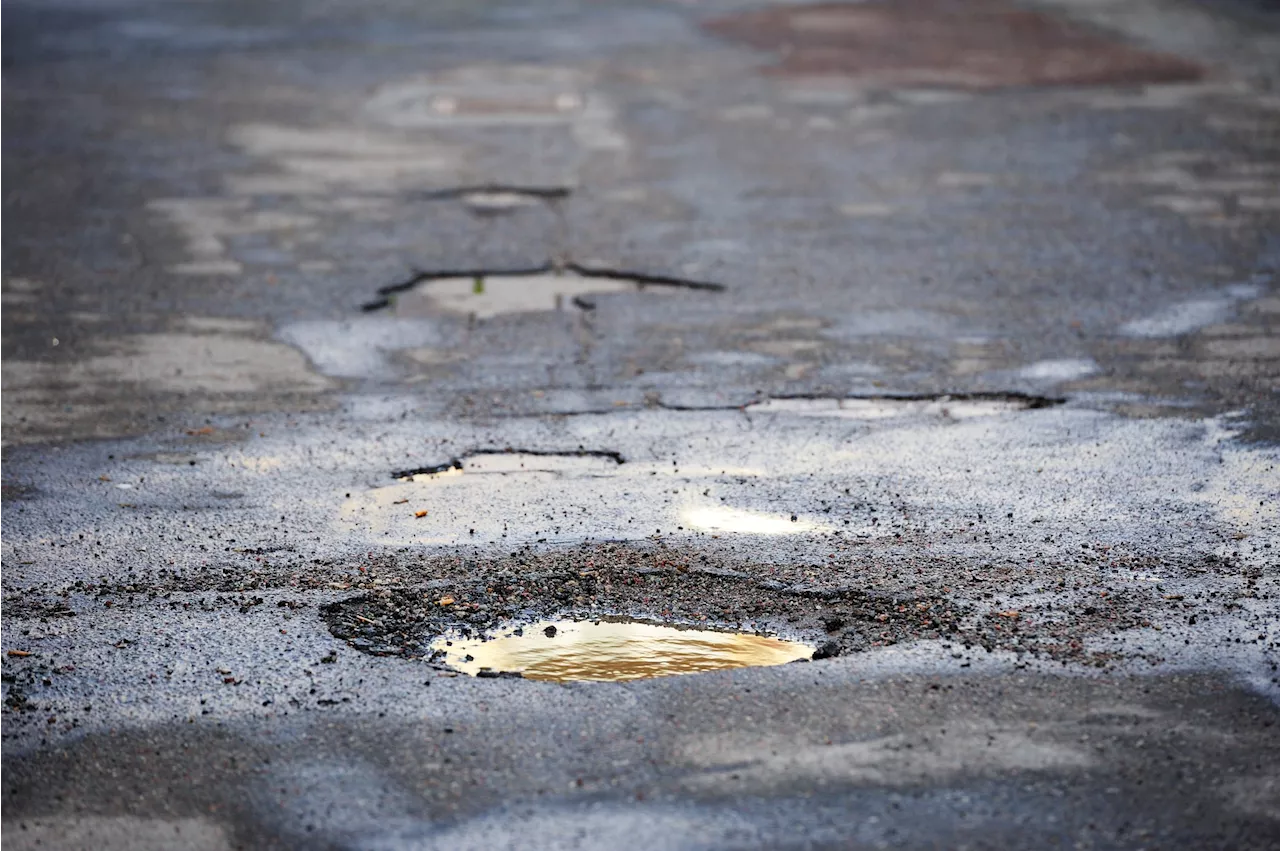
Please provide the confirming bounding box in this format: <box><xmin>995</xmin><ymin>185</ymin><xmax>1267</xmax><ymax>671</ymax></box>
<box><xmin>3</xmin><ymin>0</ymin><xmax>1279</xmax><ymax>848</ymax></box>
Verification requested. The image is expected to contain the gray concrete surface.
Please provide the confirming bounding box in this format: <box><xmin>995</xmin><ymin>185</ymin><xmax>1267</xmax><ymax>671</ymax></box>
<box><xmin>3</xmin><ymin>0</ymin><xmax>1279</xmax><ymax>848</ymax></box>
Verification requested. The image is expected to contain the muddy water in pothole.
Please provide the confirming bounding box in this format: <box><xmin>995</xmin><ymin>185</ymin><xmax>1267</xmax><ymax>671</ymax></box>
<box><xmin>432</xmin><ymin>619</ymin><xmax>814</xmax><ymax>682</ymax></box>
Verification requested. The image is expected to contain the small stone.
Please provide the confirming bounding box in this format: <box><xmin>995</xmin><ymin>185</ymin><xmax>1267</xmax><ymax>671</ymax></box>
<box><xmin>544</xmin><ymin>625</ymin><xmax>558</xmax><ymax>638</ymax></box>
<box><xmin>812</xmin><ymin>641</ymin><xmax>841</xmax><ymax>660</ymax></box>
<box><xmin>476</xmin><ymin>670</ymin><xmax>523</xmax><ymax>679</ymax></box>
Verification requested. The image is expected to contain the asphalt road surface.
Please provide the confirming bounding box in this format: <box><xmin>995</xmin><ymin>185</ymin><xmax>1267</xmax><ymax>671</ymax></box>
<box><xmin>3</xmin><ymin>0</ymin><xmax>1279</xmax><ymax>848</ymax></box>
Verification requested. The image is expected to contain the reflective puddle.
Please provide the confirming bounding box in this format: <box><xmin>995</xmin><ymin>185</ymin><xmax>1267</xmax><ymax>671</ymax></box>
<box><xmin>380</xmin><ymin>269</ymin><xmax>721</xmax><ymax>319</ymax></box>
<box><xmin>391</xmin><ymin>272</ymin><xmax>644</xmax><ymax>319</ymax></box>
<box><xmin>744</xmin><ymin>395</ymin><xmax>1048</xmax><ymax>420</ymax></box>
<box><xmin>432</xmin><ymin>619</ymin><xmax>814</xmax><ymax>682</ymax></box>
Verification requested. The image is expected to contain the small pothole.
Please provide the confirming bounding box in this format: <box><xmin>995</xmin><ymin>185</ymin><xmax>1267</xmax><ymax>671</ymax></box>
<box><xmin>391</xmin><ymin>271</ymin><xmax>624</xmax><ymax>318</ymax></box>
<box><xmin>433</xmin><ymin>617</ymin><xmax>813</xmax><ymax>682</ymax></box>
<box><xmin>391</xmin><ymin>449</ymin><xmax>624</xmax><ymax>481</ymax></box>
<box><xmin>362</xmin><ymin>264</ymin><xmax>723</xmax><ymax>316</ymax></box>
<box><xmin>744</xmin><ymin>393</ymin><xmax>1061</xmax><ymax>419</ymax></box>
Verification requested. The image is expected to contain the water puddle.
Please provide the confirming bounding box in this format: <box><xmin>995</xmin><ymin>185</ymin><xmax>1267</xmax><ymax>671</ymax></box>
<box><xmin>745</xmin><ymin>395</ymin><xmax>1051</xmax><ymax>420</ymax></box>
<box><xmin>365</xmin><ymin>266</ymin><xmax>723</xmax><ymax>317</ymax></box>
<box><xmin>432</xmin><ymin>619</ymin><xmax>814</xmax><ymax>682</ymax></box>
<box><xmin>386</xmin><ymin>271</ymin><xmax>691</xmax><ymax>319</ymax></box>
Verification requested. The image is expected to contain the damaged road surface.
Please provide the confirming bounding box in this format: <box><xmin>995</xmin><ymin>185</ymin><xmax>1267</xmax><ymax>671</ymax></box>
<box><xmin>3</xmin><ymin>0</ymin><xmax>1280</xmax><ymax>848</ymax></box>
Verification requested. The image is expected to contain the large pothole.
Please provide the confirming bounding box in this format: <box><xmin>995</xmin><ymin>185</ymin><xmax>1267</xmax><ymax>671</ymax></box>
<box><xmin>322</xmin><ymin>563</ymin><xmax>968</xmax><ymax>675</ymax></box>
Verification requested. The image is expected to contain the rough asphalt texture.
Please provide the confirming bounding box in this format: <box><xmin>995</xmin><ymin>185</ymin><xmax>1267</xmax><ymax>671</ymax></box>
<box><xmin>3</xmin><ymin>0</ymin><xmax>1279</xmax><ymax>848</ymax></box>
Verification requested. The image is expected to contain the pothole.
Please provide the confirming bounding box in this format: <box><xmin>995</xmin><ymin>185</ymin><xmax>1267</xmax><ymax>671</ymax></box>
<box><xmin>391</xmin><ymin>271</ymin><xmax>629</xmax><ymax>319</ymax></box>
<box><xmin>416</xmin><ymin>184</ymin><xmax>572</xmax><ymax>216</ymax></box>
<box><xmin>432</xmin><ymin>617</ymin><xmax>813</xmax><ymax>681</ymax></box>
<box><xmin>322</xmin><ymin>564</ymin><xmax>968</xmax><ymax>668</ymax></box>
<box><xmin>391</xmin><ymin>449</ymin><xmax>624</xmax><ymax>481</ymax></box>
<box><xmin>362</xmin><ymin>264</ymin><xmax>724</xmax><ymax>316</ymax></box>
<box><xmin>744</xmin><ymin>393</ymin><xmax>1061</xmax><ymax>420</ymax></box>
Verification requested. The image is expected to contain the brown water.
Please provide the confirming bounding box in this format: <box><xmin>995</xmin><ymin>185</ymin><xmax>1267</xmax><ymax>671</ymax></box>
<box><xmin>432</xmin><ymin>619</ymin><xmax>814</xmax><ymax>682</ymax></box>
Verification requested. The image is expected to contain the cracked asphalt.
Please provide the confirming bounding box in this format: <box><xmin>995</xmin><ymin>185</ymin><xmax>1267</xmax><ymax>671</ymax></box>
<box><xmin>3</xmin><ymin>0</ymin><xmax>1279</xmax><ymax>848</ymax></box>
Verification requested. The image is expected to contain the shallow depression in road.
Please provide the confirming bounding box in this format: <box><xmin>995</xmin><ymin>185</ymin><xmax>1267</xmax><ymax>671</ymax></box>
<box><xmin>432</xmin><ymin>619</ymin><xmax>814</xmax><ymax>682</ymax></box>
<box><xmin>365</xmin><ymin>265</ymin><xmax>724</xmax><ymax>316</ymax></box>
<box><xmin>394</xmin><ymin>272</ymin><xmax>636</xmax><ymax>319</ymax></box>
